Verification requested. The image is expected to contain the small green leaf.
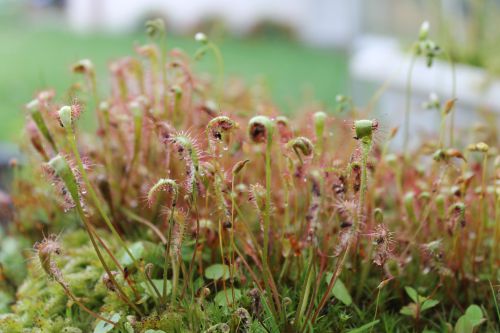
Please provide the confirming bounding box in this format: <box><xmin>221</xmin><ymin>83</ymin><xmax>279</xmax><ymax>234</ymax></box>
<box><xmin>144</xmin><ymin>330</ymin><xmax>166</xmax><ymax>333</ymax></box>
<box><xmin>464</xmin><ymin>305</ymin><xmax>483</xmax><ymax>326</ymax></box>
<box><xmin>205</xmin><ymin>264</ymin><xmax>230</xmax><ymax>280</ymax></box>
<box><xmin>420</xmin><ymin>299</ymin><xmax>439</xmax><ymax>312</ymax></box>
<box><xmin>214</xmin><ymin>288</ymin><xmax>242</xmax><ymax>306</ymax></box>
<box><xmin>455</xmin><ymin>304</ymin><xmax>485</xmax><ymax>333</ymax></box>
<box><xmin>400</xmin><ymin>303</ymin><xmax>418</xmax><ymax>318</ymax></box>
<box><xmin>404</xmin><ymin>286</ymin><xmax>419</xmax><ymax>303</ymax></box>
<box><xmin>120</xmin><ymin>242</ymin><xmax>144</xmax><ymax>266</ymax></box>
<box><xmin>455</xmin><ymin>316</ymin><xmax>474</xmax><ymax>333</ymax></box>
<box><xmin>94</xmin><ymin>313</ymin><xmax>120</xmax><ymax>333</ymax></box>
<box><xmin>332</xmin><ymin>279</ymin><xmax>352</xmax><ymax>306</ymax></box>
<box><xmin>325</xmin><ymin>273</ymin><xmax>353</xmax><ymax>306</ymax></box>
<box><xmin>346</xmin><ymin>320</ymin><xmax>380</xmax><ymax>333</ymax></box>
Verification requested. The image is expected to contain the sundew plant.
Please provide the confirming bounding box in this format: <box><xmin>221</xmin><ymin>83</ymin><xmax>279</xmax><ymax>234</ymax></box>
<box><xmin>0</xmin><ymin>20</ymin><xmax>499</xmax><ymax>333</ymax></box>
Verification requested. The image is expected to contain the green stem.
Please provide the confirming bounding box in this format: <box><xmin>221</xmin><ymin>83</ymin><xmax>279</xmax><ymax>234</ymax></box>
<box><xmin>370</xmin><ymin>288</ymin><xmax>382</xmax><ymax>333</ymax></box>
<box><xmin>312</xmin><ymin>236</ymin><xmax>353</xmax><ymax>323</ymax></box>
<box><xmin>229</xmin><ymin>174</ymin><xmax>237</xmax><ymax>306</ymax></box>
<box><xmin>65</xmin><ymin>128</ymin><xmax>136</xmax><ymax>264</ymax></box>
<box><xmin>355</xmin><ymin>142</ymin><xmax>371</xmax><ymax>300</ymax></box>
<box><xmin>359</xmin><ymin>142</ymin><xmax>370</xmax><ymax>218</ymax></box>
<box><xmin>262</xmin><ymin>134</ymin><xmax>273</xmax><ymax>298</ymax></box>
<box><xmin>258</xmin><ymin>134</ymin><xmax>281</xmax><ymax>321</ymax></box>
<box><xmin>185</xmin><ymin>195</ymin><xmax>199</xmax><ymax>300</ymax></box>
<box><xmin>30</xmin><ymin>109</ymin><xmax>58</xmax><ymax>153</ymax></box>
<box><xmin>171</xmin><ymin>257</ymin><xmax>179</xmax><ymax>304</ymax></box>
<box><xmin>60</xmin><ymin>281</ymin><xmax>115</xmax><ymax>325</ymax></box>
<box><xmin>162</xmin><ymin>207</ymin><xmax>176</xmax><ymax>305</ymax></box>
<box><xmin>75</xmin><ymin>204</ymin><xmax>144</xmax><ymax>316</ymax></box>
<box><xmin>65</xmin><ymin>126</ymin><xmax>159</xmax><ymax>300</ymax></box>
<box><xmin>489</xmin><ymin>280</ymin><xmax>500</xmax><ymax>322</ymax></box>
<box><xmin>145</xmin><ymin>266</ymin><xmax>163</xmax><ymax>301</ymax></box>
<box><xmin>313</xmin><ymin>140</ymin><xmax>370</xmax><ymax>322</ymax></box>
<box><xmin>296</xmin><ymin>249</ymin><xmax>315</xmax><ymax>331</ymax></box>
<box><xmin>217</xmin><ymin>216</ymin><xmax>229</xmax><ymax>304</ymax></box>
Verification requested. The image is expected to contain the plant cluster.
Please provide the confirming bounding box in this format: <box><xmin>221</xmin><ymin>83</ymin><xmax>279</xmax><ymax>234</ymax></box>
<box><xmin>0</xmin><ymin>20</ymin><xmax>499</xmax><ymax>333</ymax></box>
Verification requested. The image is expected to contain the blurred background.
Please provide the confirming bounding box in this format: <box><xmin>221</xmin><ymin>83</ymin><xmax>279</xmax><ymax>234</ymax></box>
<box><xmin>0</xmin><ymin>0</ymin><xmax>499</xmax><ymax>184</ymax></box>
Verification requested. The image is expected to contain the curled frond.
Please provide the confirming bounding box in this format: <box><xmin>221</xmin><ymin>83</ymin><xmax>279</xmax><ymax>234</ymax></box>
<box><xmin>72</xmin><ymin>59</ymin><xmax>95</xmax><ymax>76</ymax></box>
<box><xmin>34</xmin><ymin>235</ymin><xmax>67</xmax><ymax>287</ymax></box>
<box><xmin>206</xmin><ymin>116</ymin><xmax>237</xmax><ymax>145</ymax></box>
<box><xmin>234</xmin><ymin>308</ymin><xmax>251</xmax><ymax>332</ymax></box>
<box><xmin>248</xmin><ymin>116</ymin><xmax>274</xmax><ymax>144</ymax></box>
<box><xmin>232</xmin><ymin>159</ymin><xmax>250</xmax><ymax>176</ymax></box>
<box><xmin>286</xmin><ymin>136</ymin><xmax>314</xmax><ymax>164</ymax></box>
<box><xmin>169</xmin><ymin>132</ymin><xmax>201</xmax><ymax>193</ymax></box>
<box><xmin>147</xmin><ymin>178</ymin><xmax>179</xmax><ymax>208</ymax></box>
<box><xmin>276</xmin><ymin>116</ymin><xmax>293</xmax><ymax>143</ymax></box>
<box><xmin>145</xmin><ymin>18</ymin><xmax>165</xmax><ymax>38</ymax></box>
<box><xmin>374</xmin><ymin>208</ymin><xmax>384</xmax><ymax>224</ymax></box>
<box><xmin>170</xmin><ymin>132</ymin><xmax>200</xmax><ymax>161</ymax></box>
<box><xmin>447</xmin><ymin>202</ymin><xmax>466</xmax><ymax>234</ymax></box>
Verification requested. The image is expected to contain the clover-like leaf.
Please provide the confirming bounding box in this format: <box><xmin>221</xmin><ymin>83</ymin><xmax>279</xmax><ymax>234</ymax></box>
<box><xmin>205</xmin><ymin>264</ymin><xmax>230</xmax><ymax>280</ymax></box>
<box><xmin>455</xmin><ymin>304</ymin><xmax>485</xmax><ymax>333</ymax></box>
<box><xmin>120</xmin><ymin>242</ymin><xmax>144</xmax><ymax>266</ymax></box>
